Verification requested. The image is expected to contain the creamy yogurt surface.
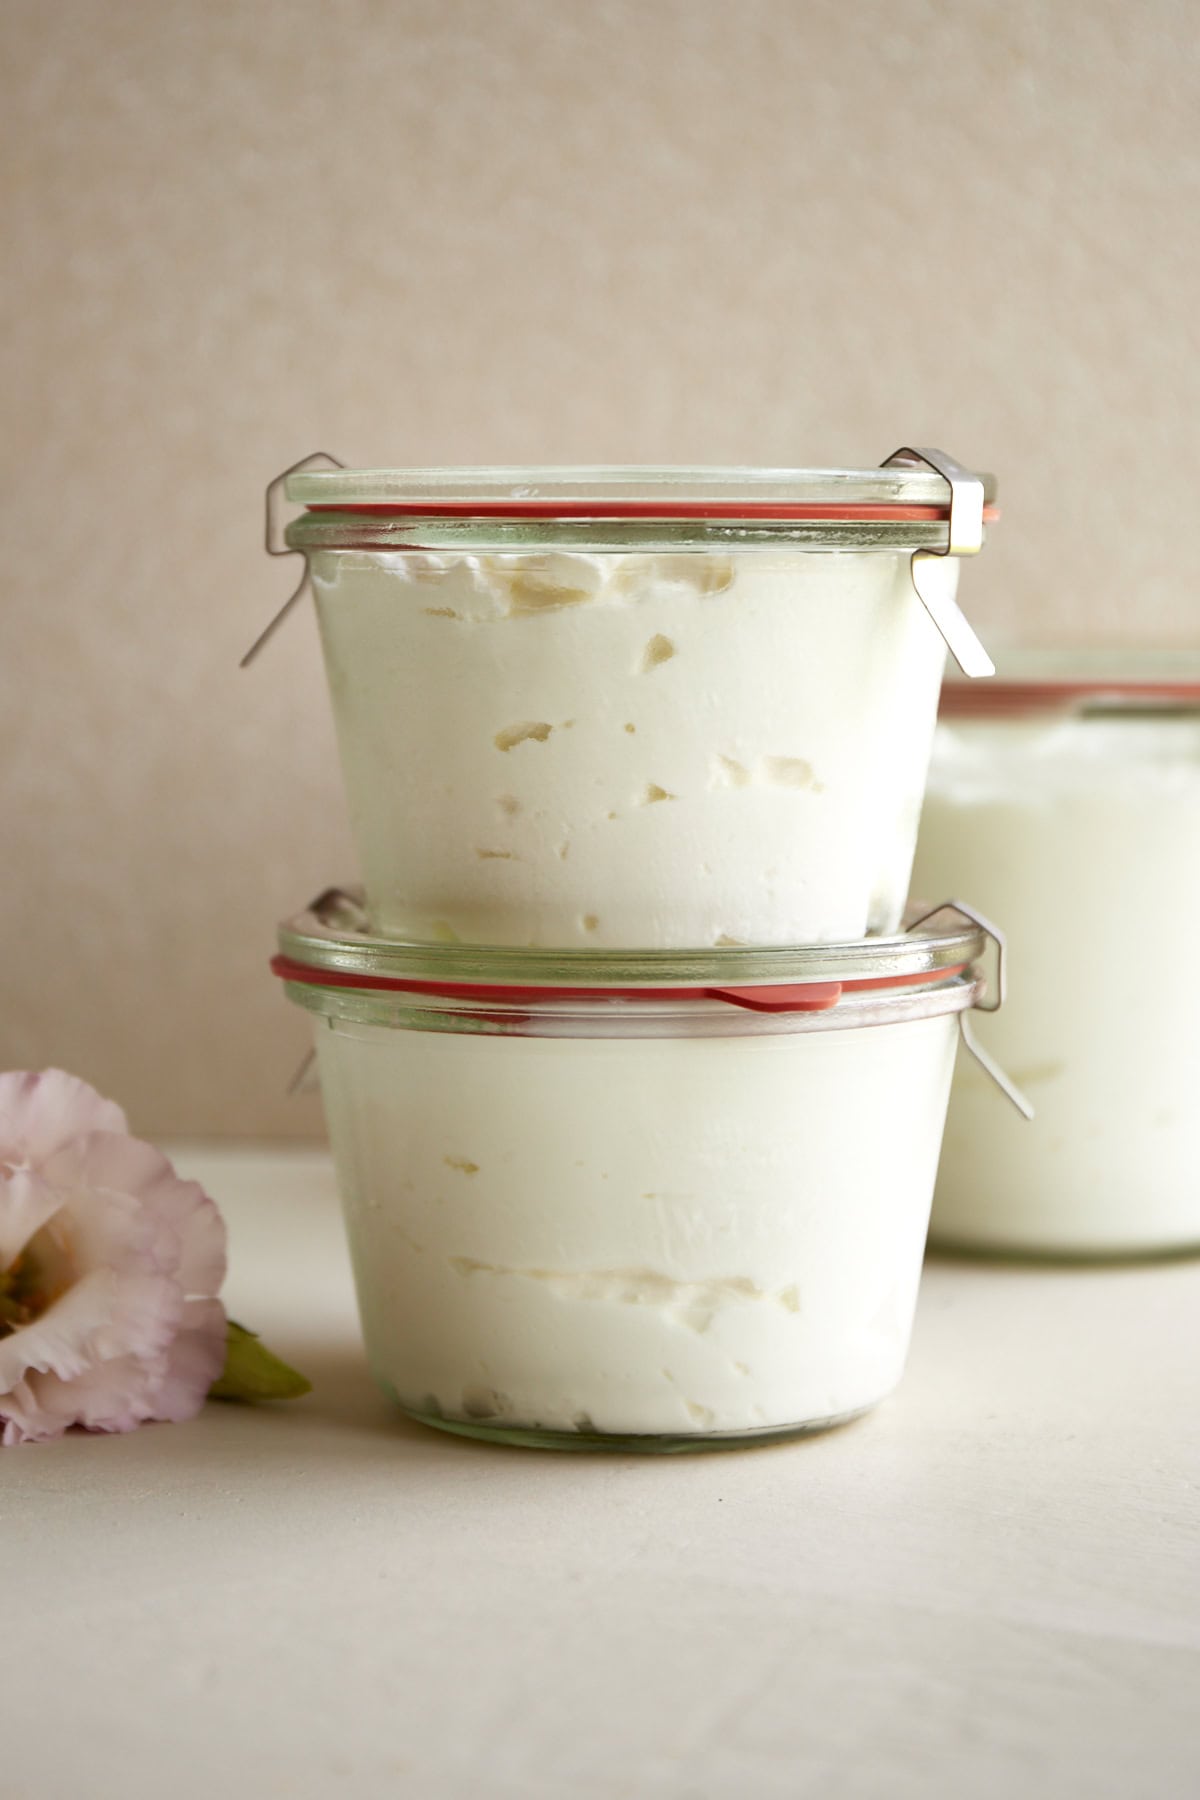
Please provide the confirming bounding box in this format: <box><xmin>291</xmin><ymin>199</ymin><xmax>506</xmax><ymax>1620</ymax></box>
<box><xmin>313</xmin><ymin>1006</ymin><xmax>959</xmax><ymax>1442</ymax></box>
<box><xmin>914</xmin><ymin>711</ymin><xmax>1200</xmax><ymax>1255</ymax></box>
<box><xmin>310</xmin><ymin>547</ymin><xmax>947</xmax><ymax>947</ymax></box>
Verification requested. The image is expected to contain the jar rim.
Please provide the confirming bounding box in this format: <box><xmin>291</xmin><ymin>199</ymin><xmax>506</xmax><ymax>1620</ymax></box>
<box><xmin>276</xmin><ymin>889</ymin><xmax>988</xmax><ymax>1002</ymax></box>
<box><xmin>283</xmin><ymin>462</ymin><xmax>997</xmax><ymax>554</ymax></box>
<box><xmin>286</xmin><ymin>463</ymin><xmax>999</xmax><ymax>513</ymax></box>
<box><xmin>281</xmin><ymin>969</ymin><xmax>982</xmax><ymax>1037</ymax></box>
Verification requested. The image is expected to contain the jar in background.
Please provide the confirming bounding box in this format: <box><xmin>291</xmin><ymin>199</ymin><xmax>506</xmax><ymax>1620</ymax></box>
<box><xmin>913</xmin><ymin>655</ymin><xmax>1200</xmax><ymax>1257</ymax></box>
<box><xmin>275</xmin><ymin>892</ymin><xmax>1011</xmax><ymax>1450</ymax></box>
<box><xmin>272</xmin><ymin>454</ymin><xmax>996</xmax><ymax>948</ymax></box>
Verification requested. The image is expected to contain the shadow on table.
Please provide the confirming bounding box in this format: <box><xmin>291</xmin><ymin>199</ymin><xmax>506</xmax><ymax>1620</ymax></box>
<box><xmin>209</xmin><ymin>1332</ymin><xmax>547</xmax><ymax>1467</ymax></box>
<box><xmin>925</xmin><ymin>1241</ymin><xmax>1200</xmax><ymax>1273</ymax></box>
<box><xmin>217</xmin><ymin>1332</ymin><xmax>879</xmax><ymax>1476</ymax></box>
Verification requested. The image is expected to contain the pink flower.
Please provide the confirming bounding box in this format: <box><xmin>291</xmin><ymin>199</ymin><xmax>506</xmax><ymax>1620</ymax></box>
<box><xmin>0</xmin><ymin>1070</ymin><xmax>227</xmax><ymax>1445</ymax></box>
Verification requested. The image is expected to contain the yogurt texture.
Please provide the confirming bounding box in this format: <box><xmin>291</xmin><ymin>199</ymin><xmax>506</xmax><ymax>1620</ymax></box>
<box><xmin>310</xmin><ymin>547</ymin><xmax>947</xmax><ymax>947</ymax></box>
<box><xmin>913</xmin><ymin>711</ymin><xmax>1200</xmax><ymax>1255</ymax></box>
<box><xmin>313</xmin><ymin>1003</ymin><xmax>960</xmax><ymax>1441</ymax></box>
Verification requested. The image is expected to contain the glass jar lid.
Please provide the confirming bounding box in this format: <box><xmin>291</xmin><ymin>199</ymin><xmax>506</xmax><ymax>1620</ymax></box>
<box><xmin>247</xmin><ymin>448</ymin><xmax>998</xmax><ymax>680</ymax></box>
<box><xmin>274</xmin><ymin>889</ymin><xmax>989</xmax><ymax>1010</ymax></box>
<box><xmin>283</xmin><ymin>455</ymin><xmax>998</xmax><ymax>554</ymax></box>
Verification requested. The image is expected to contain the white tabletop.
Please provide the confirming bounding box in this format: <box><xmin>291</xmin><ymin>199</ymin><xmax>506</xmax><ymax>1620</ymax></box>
<box><xmin>5</xmin><ymin>1147</ymin><xmax>1199</xmax><ymax>1800</ymax></box>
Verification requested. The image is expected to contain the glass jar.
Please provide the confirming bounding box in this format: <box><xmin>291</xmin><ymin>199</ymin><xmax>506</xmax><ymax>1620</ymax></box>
<box><xmin>912</xmin><ymin>654</ymin><xmax>1200</xmax><ymax>1256</ymax></box>
<box><xmin>275</xmin><ymin>891</ymin><xmax>1010</xmax><ymax>1449</ymax></box>
<box><xmin>269</xmin><ymin>453</ymin><xmax>997</xmax><ymax>948</ymax></box>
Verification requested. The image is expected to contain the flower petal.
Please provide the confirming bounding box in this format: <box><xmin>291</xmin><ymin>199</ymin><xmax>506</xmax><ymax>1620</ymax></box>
<box><xmin>0</xmin><ymin>1070</ymin><xmax>127</xmax><ymax>1165</ymax></box>
<box><xmin>2</xmin><ymin>1378</ymin><xmax>70</xmax><ymax>1445</ymax></box>
<box><xmin>0</xmin><ymin>1268</ymin><xmax>114</xmax><ymax>1389</ymax></box>
<box><xmin>41</xmin><ymin>1133</ymin><xmax>228</xmax><ymax>1296</ymax></box>
<box><xmin>39</xmin><ymin>1135</ymin><xmax>174</xmax><ymax>1275</ymax></box>
<box><xmin>133</xmin><ymin>1166</ymin><xmax>228</xmax><ymax>1297</ymax></box>
<box><xmin>0</xmin><ymin>1265</ymin><xmax>180</xmax><ymax>1390</ymax></box>
<box><xmin>2</xmin><ymin>1355</ymin><xmax>164</xmax><ymax>1442</ymax></box>
<box><xmin>0</xmin><ymin>1165</ymin><xmax>65</xmax><ymax>1270</ymax></box>
<box><xmin>149</xmin><ymin>1298</ymin><xmax>228</xmax><ymax>1422</ymax></box>
<box><xmin>0</xmin><ymin>1075</ymin><xmax>230</xmax><ymax>1447</ymax></box>
<box><xmin>90</xmin><ymin>1269</ymin><xmax>184</xmax><ymax>1363</ymax></box>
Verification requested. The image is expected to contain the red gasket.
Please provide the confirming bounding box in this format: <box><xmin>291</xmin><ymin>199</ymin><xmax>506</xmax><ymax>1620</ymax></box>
<box><xmin>271</xmin><ymin>955</ymin><xmax>968</xmax><ymax>1014</ymax></box>
<box><xmin>940</xmin><ymin>680</ymin><xmax>1200</xmax><ymax>718</ymax></box>
<box><xmin>305</xmin><ymin>502</ymin><xmax>1001</xmax><ymax>524</ymax></box>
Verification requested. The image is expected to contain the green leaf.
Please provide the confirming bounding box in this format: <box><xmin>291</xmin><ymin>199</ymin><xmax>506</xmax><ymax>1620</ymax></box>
<box><xmin>209</xmin><ymin>1319</ymin><xmax>312</xmax><ymax>1403</ymax></box>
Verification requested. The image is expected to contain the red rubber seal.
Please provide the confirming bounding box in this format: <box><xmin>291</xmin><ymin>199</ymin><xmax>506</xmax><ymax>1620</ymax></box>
<box><xmin>306</xmin><ymin>502</ymin><xmax>1001</xmax><ymax>524</ymax></box>
<box><xmin>270</xmin><ymin>956</ymin><xmax>968</xmax><ymax>1015</ymax></box>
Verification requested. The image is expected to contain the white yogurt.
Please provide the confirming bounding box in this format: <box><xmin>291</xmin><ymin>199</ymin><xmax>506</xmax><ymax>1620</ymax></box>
<box><xmin>315</xmin><ymin>1010</ymin><xmax>959</xmax><ymax>1441</ymax></box>
<box><xmin>278</xmin><ymin>902</ymin><xmax>988</xmax><ymax>1445</ymax></box>
<box><xmin>308</xmin><ymin>546</ymin><xmax>948</xmax><ymax>946</ymax></box>
<box><xmin>914</xmin><ymin>705</ymin><xmax>1200</xmax><ymax>1255</ymax></box>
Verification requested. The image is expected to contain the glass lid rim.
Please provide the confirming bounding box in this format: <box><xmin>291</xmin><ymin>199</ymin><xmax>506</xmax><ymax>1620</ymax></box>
<box><xmin>286</xmin><ymin>461</ymin><xmax>998</xmax><ymax>510</ymax></box>
<box><xmin>276</xmin><ymin>891</ymin><xmax>986</xmax><ymax>991</ymax></box>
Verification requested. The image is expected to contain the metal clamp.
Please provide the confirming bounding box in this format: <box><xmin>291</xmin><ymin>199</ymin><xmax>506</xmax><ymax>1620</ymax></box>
<box><xmin>286</xmin><ymin>1047</ymin><xmax>319</xmax><ymax>1097</ymax></box>
<box><xmin>241</xmin><ymin>452</ymin><xmax>345</xmax><ymax>668</ymax></box>
<box><xmin>907</xmin><ymin>897</ymin><xmax>1007</xmax><ymax>1011</ymax></box>
<box><xmin>882</xmin><ymin>447</ymin><xmax>994</xmax><ymax>680</ymax></box>
<box><xmin>956</xmin><ymin>1013</ymin><xmax>1034</xmax><ymax>1120</ymax></box>
<box><xmin>907</xmin><ymin>899</ymin><xmax>1033</xmax><ymax>1119</ymax></box>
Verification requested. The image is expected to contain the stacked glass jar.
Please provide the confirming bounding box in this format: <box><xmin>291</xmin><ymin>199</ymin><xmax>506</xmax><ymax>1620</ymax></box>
<box><xmin>263</xmin><ymin>452</ymin><xmax>1014</xmax><ymax>1449</ymax></box>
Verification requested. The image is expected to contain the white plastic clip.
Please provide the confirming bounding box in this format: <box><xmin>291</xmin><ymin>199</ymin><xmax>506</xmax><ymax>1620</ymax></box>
<box><xmin>882</xmin><ymin>447</ymin><xmax>994</xmax><ymax>680</ymax></box>
<box><xmin>241</xmin><ymin>452</ymin><xmax>345</xmax><ymax>669</ymax></box>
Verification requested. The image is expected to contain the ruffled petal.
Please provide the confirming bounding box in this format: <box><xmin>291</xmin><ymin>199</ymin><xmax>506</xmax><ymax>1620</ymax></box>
<box><xmin>149</xmin><ymin>1297</ymin><xmax>228</xmax><ymax>1422</ymax></box>
<box><xmin>2</xmin><ymin>1378</ymin><xmax>69</xmax><ymax>1445</ymax></box>
<box><xmin>133</xmin><ymin>1166</ymin><xmax>228</xmax><ymax>1297</ymax></box>
<box><xmin>90</xmin><ymin>1269</ymin><xmax>184</xmax><ymax>1364</ymax></box>
<box><xmin>0</xmin><ymin>1265</ymin><xmax>180</xmax><ymax>1390</ymax></box>
<box><xmin>0</xmin><ymin>1165</ymin><xmax>65</xmax><ymax>1270</ymax></box>
<box><xmin>0</xmin><ymin>1070</ymin><xmax>127</xmax><ymax>1165</ymax></box>
<box><xmin>39</xmin><ymin>1135</ymin><xmax>169</xmax><ymax>1275</ymax></box>
<box><xmin>0</xmin><ymin>1267</ymin><xmax>114</xmax><ymax>1389</ymax></box>
<box><xmin>1</xmin><ymin>1355</ymin><xmax>165</xmax><ymax>1442</ymax></box>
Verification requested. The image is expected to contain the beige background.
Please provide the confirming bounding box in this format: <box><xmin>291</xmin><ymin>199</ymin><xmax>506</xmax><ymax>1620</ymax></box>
<box><xmin>2</xmin><ymin>0</ymin><xmax>1197</xmax><ymax>1139</ymax></box>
